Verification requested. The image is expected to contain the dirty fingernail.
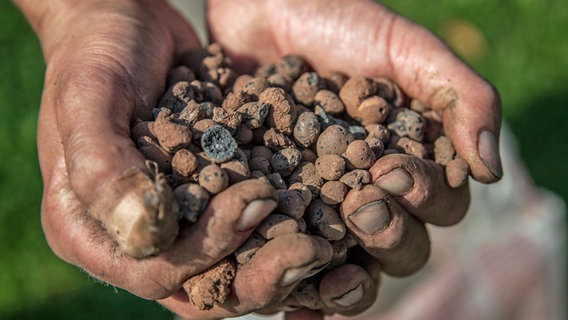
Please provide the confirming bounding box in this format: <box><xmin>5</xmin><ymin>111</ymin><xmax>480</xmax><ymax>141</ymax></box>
<box><xmin>280</xmin><ymin>261</ymin><xmax>320</xmax><ymax>287</ymax></box>
<box><xmin>478</xmin><ymin>130</ymin><xmax>503</xmax><ymax>179</ymax></box>
<box><xmin>237</xmin><ymin>199</ymin><xmax>277</xmax><ymax>231</ymax></box>
<box><xmin>375</xmin><ymin>167</ymin><xmax>414</xmax><ymax>195</ymax></box>
<box><xmin>348</xmin><ymin>200</ymin><xmax>391</xmax><ymax>235</ymax></box>
<box><xmin>332</xmin><ymin>283</ymin><xmax>364</xmax><ymax>307</ymax></box>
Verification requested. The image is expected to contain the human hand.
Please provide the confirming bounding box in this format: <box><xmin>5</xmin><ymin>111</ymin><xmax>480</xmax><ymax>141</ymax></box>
<box><xmin>18</xmin><ymin>0</ymin><xmax>334</xmax><ymax>319</ymax></box>
<box><xmin>208</xmin><ymin>0</ymin><xmax>501</xmax><ymax>317</ymax></box>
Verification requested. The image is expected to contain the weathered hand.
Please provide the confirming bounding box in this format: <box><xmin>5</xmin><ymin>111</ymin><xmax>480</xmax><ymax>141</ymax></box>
<box><xmin>209</xmin><ymin>0</ymin><xmax>501</xmax><ymax>317</ymax></box>
<box><xmin>17</xmin><ymin>0</ymin><xmax>334</xmax><ymax>319</ymax></box>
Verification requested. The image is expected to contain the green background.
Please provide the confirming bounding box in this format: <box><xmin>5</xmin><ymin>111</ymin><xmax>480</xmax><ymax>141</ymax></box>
<box><xmin>1</xmin><ymin>0</ymin><xmax>566</xmax><ymax>319</ymax></box>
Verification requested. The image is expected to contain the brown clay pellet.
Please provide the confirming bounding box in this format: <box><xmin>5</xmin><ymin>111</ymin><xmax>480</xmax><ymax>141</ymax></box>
<box><xmin>198</xmin><ymin>164</ymin><xmax>229</xmax><ymax>194</ymax></box>
<box><xmin>256</xmin><ymin>213</ymin><xmax>299</xmax><ymax>240</ymax></box>
<box><xmin>315</xmin><ymin>154</ymin><xmax>346</xmax><ymax>181</ymax></box>
<box><xmin>320</xmin><ymin>180</ymin><xmax>348</xmax><ymax>206</ymax></box>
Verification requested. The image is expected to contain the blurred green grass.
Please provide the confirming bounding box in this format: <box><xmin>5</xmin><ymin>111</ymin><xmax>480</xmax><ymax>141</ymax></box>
<box><xmin>0</xmin><ymin>0</ymin><xmax>566</xmax><ymax>319</ymax></box>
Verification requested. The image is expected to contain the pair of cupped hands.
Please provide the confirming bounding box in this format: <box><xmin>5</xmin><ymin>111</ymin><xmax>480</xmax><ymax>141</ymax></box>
<box><xmin>18</xmin><ymin>0</ymin><xmax>502</xmax><ymax>319</ymax></box>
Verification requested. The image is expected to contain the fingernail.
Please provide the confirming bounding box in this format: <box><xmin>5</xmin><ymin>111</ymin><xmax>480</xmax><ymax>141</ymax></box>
<box><xmin>280</xmin><ymin>261</ymin><xmax>320</xmax><ymax>287</ymax></box>
<box><xmin>375</xmin><ymin>167</ymin><xmax>414</xmax><ymax>195</ymax></box>
<box><xmin>237</xmin><ymin>199</ymin><xmax>277</xmax><ymax>232</ymax></box>
<box><xmin>348</xmin><ymin>200</ymin><xmax>391</xmax><ymax>235</ymax></box>
<box><xmin>478</xmin><ymin>130</ymin><xmax>503</xmax><ymax>179</ymax></box>
<box><xmin>332</xmin><ymin>284</ymin><xmax>364</xmax><ymax>307</ymax></box>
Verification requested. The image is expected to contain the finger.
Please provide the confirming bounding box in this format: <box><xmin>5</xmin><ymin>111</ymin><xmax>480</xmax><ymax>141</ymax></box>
<box><xmin>341</xmin><ymin>184</ymin><xmax>430</xmax><ymax>276</ymax></box>
<box><xmin>372</xmin><ymin>154</ymin><xmax>470</xmax><ymax>226</ymax></box>
<box><xmin>319</xmin><ymin>264</ymin><xmax>377</xmax><ymax>316</ymax></box>
<box><xmin>209</xmin><ymin>0</ymin><xmax>502</xmax><ymax>183</ymax></box>
<box><xmin>159</xmin><ymin>234</ymin><xmax>333</xmax><ymax>319</ymax></box>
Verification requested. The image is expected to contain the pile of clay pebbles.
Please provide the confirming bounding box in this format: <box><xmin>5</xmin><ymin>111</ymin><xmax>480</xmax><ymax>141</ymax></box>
<box><xmin>130</xmin><ymin>43</ymin><xmax>467</xmax><ymax>310</ymax></box>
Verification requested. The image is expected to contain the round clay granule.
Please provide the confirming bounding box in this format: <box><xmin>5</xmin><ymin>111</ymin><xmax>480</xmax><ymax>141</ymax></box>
<box><xmin>304</xmin><ymin>200</ymin><xmax>346</xmax><ymax>241</ymax></box>
<box><xmin>345</xmin><ymin>140</ymin><xmax>376</xmax><ymax>170</ymax></box>
<box><xmin>266</xmin><ymin>172</ymin><xmax>288</xmax><ymax>190</ymax></box>
<box><xmin>315</xmin><ymin>154</ymin><xmax>346</xmax><ymax>181</ymax></box>
<box><xmin>356</xmin><ymin>95</ymin><xmax>390</xmax><ymax>126</ymax></box>
<box><xmin>172</xmin><ymin>149</ymin><xmax>198</xmax><ymax>182</ymax></box>
<box><xmin>255</xmin><ymin>63</ymin><xmax>276</xmax><ymax>78</ymax></box>
<box><xmin>288</xmin><ymin>162</ymin><xmax>325</xmax><ymax>197</ymax></box>
<box><xmin>205</xmin><ymin>80</ymin><xmax>225</xmax><ymax>102</ymax></box>
<box><xmin>313</xmin><ymin>89</ymin><xmax>345</xmax><ymax>115</ymax></box>
<box><xmin>365</xmin><ymin>137</ymin><xmax>385</xmax><ymax>158</ymax></box>
<box><xmin>233</xmin><ymin>124</ymin><xmax>253</xmax><ymax>145</ymax></box>
<box><xmin>365</xmin><ymin>123</ymin><xmax>390</xmax><ymax>144</ymax></box>
<box><xmin>374</xmin><ymin>77</ymin><xmax>406</xmax><ymax>108</ymax></box>
<box><xmin>446</xmin><ymin>157</ymin><xmax>470</xmax><ymax>188</ymax></box>
<box><xmin>348</xmin><ymin>125</ymin><xmax>367</xmax><ymax>140</ymax></box>
<box><xmin>270</xmin><ymin>147</ymin><xmax>302</xmax><ymax>177</ymax></box>
<box><xmin>249</xmin><ymin>156</ymin><xmax>272</xmax><ymax>175</ymax></box>
<box><xmin>250</xmin><ymin>171</ymin><xmax>271</xmax><ymax>185</ymax></box>
<box><xmin>323</xmin><ymin>71</ymin><xmax>348</xmax><ymax>93</ymax></box>
<box><xmin>250</xmin><ymin>145</ymin><xmax>273</xmax><ymax>160</ymax></box>
<box><xmin>320</xmin><ymin>181</ymin><xmax>348</xmax><ymax>205</ymax></box>
<box><xmin>288</xmin><ymin>183</ymin><xmax>313</xmax><ymax>206</ymax></box>
<box><xmin>338</xmin><ymin>76</ymin><xmax>377</xmax><ymax>117</ymax></box>
<box><xmin>256</xmin><ymin>213</ymin><xmax>299</xmax><ymax>240</ymax></box>
<box><xmin>232</xmin><ymin>74</ymin><xmax>253</xmax><ymax>92</ymax></box>
<box><xmin>293</xmin><ymin>111</ymin><xmax>321</xmax><ymax>148</ymax></box>
<box><xmin>267</xmin><ymin>73</ymin><xmax>292</xmax><ymax>91</ymax></box>
<box><xmin>316</xmin><ymin>125</ymin><xmax>354</xmax><ymax>156</ymax></box>
<box><xmin>434</xmin><ymin>136</ymin><xmax>456</xmax><ymax>166</ymax></box>
<box><xmin>201</xmin><ymin>125</ymin><xmax>238</xmax><ymax>163</ymax></box>
<box><xmin>395</xmin><ymin>137</ymin><xmax>427</xmax><ymax>159</ymax></box>
<box><xmin>275</xmin><ymin>55</ymin><xmax>309</xmax><ymax>80</ymax></box>
<box><xmin>277</xmin><ymin>189</ymin><xmax>308</xmax><ymax>219</ymax></box>
<box><xmin>174</xmin><ymin>183</ymin><xmax>210</xmax><ymax>222</ymax></box>
<box><xmin>242</xmin><ymin>77</ymin><xmax>268</xmax><ymax>100</ymax></box>
<box><xmin>293</xmin><ymin>72</ymin><xmax>325</xmax><ymax>106</ymax></box>
<box><xmin>137</xmin><ymin>136</ymin><xmax>173</xmax><ymax>173</ymax></box>
<box><xmin>220</xmin><ymin>152</ymin><xmax>251</xmax><ymax>184</ymax></box>
<box><xmin>339</xmin><ymin>169</ymin><xmax>371</xmax><ymax>190</ymax></box>
<box><xmin>388</xmin><ymin>109</ymin><xmax>424</xmax><ymax>142</ymax></box>
<box><xmin>167</xmin><ymin>65</ymin><xmax>196</xmax><ymax>86</ymax></box>
<box><xmin>198</xmin><ymin>164</ymin><xmax>229</xmax><ymax>194</ymax></box>
<box><xmin>300</xmin><ymin>148</ymin><xmax>318</xmax><ymax>163</ymax></box>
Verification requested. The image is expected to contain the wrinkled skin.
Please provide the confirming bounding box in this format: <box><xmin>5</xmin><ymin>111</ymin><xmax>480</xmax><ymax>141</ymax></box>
<box><xmin>15</xmin><ymin>0</ymin><xmax>501</xmax><ymax>319</ymax></box>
